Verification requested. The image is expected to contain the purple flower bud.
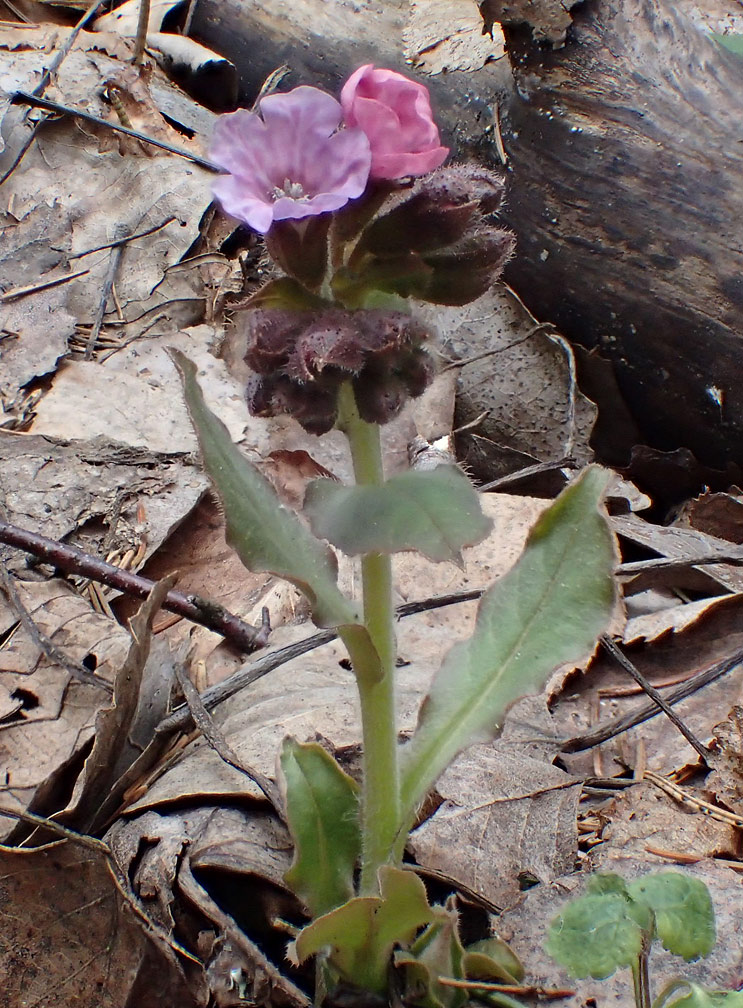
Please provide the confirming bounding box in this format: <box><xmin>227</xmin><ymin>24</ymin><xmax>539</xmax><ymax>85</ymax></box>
<box><xmin>238</xmin><ymin>307</ymin><xmax>435</xmax><ymax>432</ymax></box>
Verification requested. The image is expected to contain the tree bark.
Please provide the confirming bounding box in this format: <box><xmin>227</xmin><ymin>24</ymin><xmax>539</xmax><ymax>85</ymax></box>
<box><xmin>495</xmin><ymin>0</ymin><xmax>743</xmax><ymax>468</ymax></box>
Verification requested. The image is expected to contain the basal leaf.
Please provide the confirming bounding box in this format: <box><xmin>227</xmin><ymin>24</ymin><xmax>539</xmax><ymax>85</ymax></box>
<box><xmin>628</xmin><ymin>872</ymin><xmax>716</xmax><ymax>961</ymax></box>
<box><xmin>464</xmin><ymin>937</ymin><xmax>524</xmax><ymax>985</ymax></box>
<box><xmin>280</xmin><ymin>738</ymin><xmax>361</xmax><ymax>918</ymax></box>
<box><xmin>170</xmin><ymin>350</ymin><xmax>358</xmax><ymax>629</ymax></box>
<box><xmin>400</xmin><ymin>466</ymin><xmax>617</xmax><ymax>815</ymax></box>
<box><xmin>290</xmin><ymin>866</ymin><xmax>434</xmax><ymax>995</ymax></box>
<box><xmin>660</xmin><ymin>981</ymin><xmax>743</xmax><ymax>1008</ymax></box>
<box><xmin>397</xmin><ymin>899</ymin><xmax>466</xmax><ymax>1008</ymax></box>
<box><xmin>305</xmin><ymin>467</ymin><xmax>492</xmax><ymax>563</ymax></box>
<box><xmin>545</xmin><ymin>893</ymin><xmax>643</xmax><ymax>979</ymax></box>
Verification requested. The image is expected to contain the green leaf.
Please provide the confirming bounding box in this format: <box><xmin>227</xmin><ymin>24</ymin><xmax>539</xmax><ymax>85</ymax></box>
<box><xmin>400</xmin><ymin>466</ymin><xmax>617</xmax><ymax>814</ymax></box>
<box><xmin>464</xmin><ymin>938</ymin><xmax>524</xmax><ymax>985</ymax></box>
<box><xmin>628</xmin><ymin>872</ymin><xmax>716</xmax><ymax>961</ymax></box>
<box><xmin>305</xmin><ymin>467</ymin><xmax>492</xmax><ymax>563</ymax></box>
<box><xmin>545</xmin><ymin>893</ymin><xmax>644</xmax><ymax>979</ymax></box>
<box><xmin>396</xmin><ymin>898</ymin><xmax>467</xmax><ymax>1008</ymax></box>
<box><xmin>660</xmin><ymin>981</ymin><xmax>743</xmax><ymax>1008</ymax></box>
<box><xmin>586</xmin><ymin>873</ymin><xmax>630</xmax><ymax>898</ymax></box>
<box><xmin>289</xmin><ymin>866</ymin><xmax>434</xmax><ymax>995</ymax></box>
<box><xmin>243</xmin><ymin>277</ymin><xmax>330</xmax><ymax>310</ymax></box>
<box><xmin>711</xmin><ymin>33</ymin><xmax>743</xmax><ymax>58</ymax></box>
<box><xmin>170</xmin><ymin>350</ymin><xmax>358</xmax><ymax>629</ymax></box>
<box><xmin>280</xmin><ymin>738</ymin><xmax>361</xmax><ymax>917</ymax></box>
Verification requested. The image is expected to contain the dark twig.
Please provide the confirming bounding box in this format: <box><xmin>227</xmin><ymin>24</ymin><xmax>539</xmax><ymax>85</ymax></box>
<box><xmin>173</xmin><ymin>662</ymin><xmax>284</xmax><ymax>818</ymax></box>
<box><xmin>11</xmin><ymin>91</ymin><xmax>220</xmax><ymax>171</ymax></box>
<box><xmin>69</xmin><ymin>217</ymin><xmax>176</xmax><ymax>260</ymax></box>
<box><xmin>0</xmin><ymin>519</ymin><xmax>268</xmax><ymax>654</ymax></box>
<box><xmin>33</xmin><ymin>0</ymin><xmax>111</xmax><ymax>97</ymax></box>
<box><xmin>599</xmin><ymin>634</ymin><xmax>710</xmax><ymax>762</ymax></box>
<box><xmin>0</xmin><ymin>805</ymin><xmax>200</xmax><ymax>965</ymax></box>
<box><xmin>560</xmin><ymin>647</ymin><xmax>743</xmax><ymax>754</ymax></box>
<box><xmin>0</xmin><ymin>268</ymin><xmax>90</xmax><ymax>303</ymax></box>
<box><xmin>478</xmin><ymin>457</ymin><xmax>578</xmax><ymax>493</ymax></box>
<box><xmin>0</xmin><ymin>562</ymin><xmax>113</xmax><ymax>693</ymax></box>
<box><xmin>84</xmin><ymin>223</ymin><xmax>130</xmax><ymax>359</ymax></box>
<box><xmin>0</xmin><ymin>0</ymin><xmax>111</xmax><ymax>185</ymax></box>
<box><xmin>157</xmin><ymin>589</ymin><xmax>488</xmax><ymax>734</ymax></box>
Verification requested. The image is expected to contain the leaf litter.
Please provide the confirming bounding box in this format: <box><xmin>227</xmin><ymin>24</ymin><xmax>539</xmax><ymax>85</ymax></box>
<box><xmin>3</xmin><ymin>5</ymin><xmax>743</xmax><ymax>1005</ymax></box>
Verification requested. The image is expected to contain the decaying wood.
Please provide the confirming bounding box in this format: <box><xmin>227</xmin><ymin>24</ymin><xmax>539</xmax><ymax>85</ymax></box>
<box><xmin>191</xmin><ymin>0</ymin><xmax>743</xmax><ymax>472</ymax></box>
<box><xmin>496</xmin><ymin>0</ymin><xmax>743</xmax><ymax>469</ymax></box>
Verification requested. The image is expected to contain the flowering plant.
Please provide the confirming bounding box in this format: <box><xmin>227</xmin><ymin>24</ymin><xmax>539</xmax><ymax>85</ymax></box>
<box><xmin>174</xmin><ymin>66</ymin><xmax>617</xmax><ymax>1007</ymax></box>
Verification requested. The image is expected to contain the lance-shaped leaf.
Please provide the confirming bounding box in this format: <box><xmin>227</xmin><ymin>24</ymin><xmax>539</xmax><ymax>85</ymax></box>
<box><xmin>400</xmin><ymin>466</ymin><xmax>617</xmax><ymax>816</ymax></box>
<box><xmin>289</xmin><ymin>866</ymin><xmax>434</xmax><ymax>995</ymax></box>
<box><xmin>171</xmin><ymin>350</ymin><xmax>358</xmax><ymax>629</ymax></box>
<box><xmin>305</xmin><ymin>467</ymin><xmax>492</xmax><ymax>563</ymax></box>
<box><xmin>280</xmin><ymin>738</ymin><xmax>361</xmax><ymax>918</ymax></box>
<box><xmin>628</xmin><ymin>872</ymin><xmax>715</xmax><ymax>961</ymax></box>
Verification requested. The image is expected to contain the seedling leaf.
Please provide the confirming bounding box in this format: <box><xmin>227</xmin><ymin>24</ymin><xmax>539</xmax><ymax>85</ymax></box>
<box><xmin>400</xmin><ymin>466</ymin><xmax>617</xmax><ymax>814</ymax></box>
<box><xmin>545</xmin><ymin>893</ymin><xmax>644</xmax><ymax>979</ymax></box>
<box><xmin>659</xmin><ymin>981</ymin><xmax>743</xmax><ymax>1008</ymax></box>
<box><xmin>280</xmin><ymin>738</ymin><xmax>360</xmax><ymax>917</ymax></box>
<box><xmin>305</xmin><ymin>466</ymin><xmax>492</xmax><ymax>563</ymax></box>
<box><xmin>628</xmin><ymin>872</ymin><xmax>716</xmax><ymax>961</ymax></box>
<box><xmin>170</xmin><ymin>350</ymin><xmax>358</xmax><ymax>629</ymax></box>
<box><xmin>290</xmin><ymin>866</ymin><xmax>434</xmax><ymax>995</ymax></box>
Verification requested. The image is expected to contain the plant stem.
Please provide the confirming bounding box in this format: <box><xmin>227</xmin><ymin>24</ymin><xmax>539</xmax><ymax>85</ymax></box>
<box><xmin>336</xmin><ymin>383</ymin><xmax>400</xmax><ymax>895</ymax></box>
<box><xmin>631</xmin><ymin>947</ymin><xmax>652</xmax><ymax>1008</ymax></box>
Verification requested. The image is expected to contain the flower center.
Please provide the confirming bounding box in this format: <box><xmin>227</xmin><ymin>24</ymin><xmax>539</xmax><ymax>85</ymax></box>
<box><xmin>272</xmin><ymin>178</ymin><xmax>308</xmax><ymax>201</ymax></box>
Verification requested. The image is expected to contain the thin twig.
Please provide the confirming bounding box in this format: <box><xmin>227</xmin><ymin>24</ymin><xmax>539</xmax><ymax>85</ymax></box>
<box><xmin>0</xmin><ymin>268</ymin><xmax>90</xmax><ymax>303</ymax></box>
<box><xmin>478</xmin><ymin>457</ymin><xmax>578</xmax><ymax>493</ymax></box>
<box><xmin>0</xmin><ymin>564</ymin><xmax>113</xmax><ymax>693</ymax></box>
<box><xmin>33</xmin><ymin>0</ymin><xmax>111</xmax><ymax>97</ymax></box>
<box><xmin>11</xmin><ymin>91</ymin><xmax>220</xmax><ymax>171</ymax></box>
<box><xmin>0</xmin><ymin>0</ymin><xmax>112</xmax><ymax>185</ymax></box>
<box><xmin>599</xmin><ymin>634</ymin><xmax>710</xmax><ymax>762</ymax></box>
<box><xmin>441</xmin><ymin>326</ymin><xmax>546</xmax><ymax>373</ymax></box>
<box><xmin>173</xmin><ymin>662</ymin><xmax>284</xmax><ymax>817</ymax></box>
<box><xmin>561</xmin><ymin>647</ymin><xmax>743</xmax><ymax>754</ymax></box>
<box><xmin>69</xmin><ymin>217</ymin><xmax>176</xmax><ymax>260</ymax></box>
<box><xmin>0</xmin><ymin>519</ymin><xmax>269</xmax><ymax>654</ymax></box>
<box><xmin>84</xmin><ymin>224</ymin><xmax>130</xmax><ymax>359</ymax></box>
<box><xmin>132</xmin><ymin>0</ymin><xmax>151</xmax><ymax>64</ymax></box>
<box><xmin>0</xmin><ymin>805</ymin><xmax>200</xmax><ymax>965</ymax></box>
<box><xmin>157</xmin><ymin>589</ymin><xmax>488</xmax><ymax>734</ymax></box>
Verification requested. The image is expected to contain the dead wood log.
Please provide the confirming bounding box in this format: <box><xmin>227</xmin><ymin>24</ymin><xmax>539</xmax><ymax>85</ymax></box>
<box><xmin>190</xmin><ymin>0</ymin><xmax>743</xmax><ymax>470</ymax></box>
<box><xmin>495</xmin><ymin>0</ymin><xmax>743</xmax><ymax>469</ymax></box>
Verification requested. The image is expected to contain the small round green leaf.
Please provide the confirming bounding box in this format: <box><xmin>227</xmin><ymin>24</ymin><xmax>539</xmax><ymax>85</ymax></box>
<box><xmin>628</xmin><ymin>872</ymin><xmax>716</xmax><ymax>961</ymax></box>
<box><xmin>545</xmin><ymin>893</ymin><xmax>643</xmax><ymax>979</ymax></box>
<box><xmin>586</xmin><ymin>873</ymin><xmax>630</xmax><ymax>898</ymax></box>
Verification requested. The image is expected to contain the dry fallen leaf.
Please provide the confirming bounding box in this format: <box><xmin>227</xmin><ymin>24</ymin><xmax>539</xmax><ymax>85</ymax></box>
<box><xmin>404</xmin><ymin>0</ymin><xmax>505</xmax><ymax>74</ymax></box>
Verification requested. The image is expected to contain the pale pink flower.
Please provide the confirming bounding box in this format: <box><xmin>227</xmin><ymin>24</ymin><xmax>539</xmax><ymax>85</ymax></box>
<box><xmin>340</xmin><ymin>65</ymin><xmax>449</xmax><ymax>181</ymax></box>
<box><xmin>210</xmin><ymin>87</ymin><xmax>372</xmax><ymax>234</ymax></box>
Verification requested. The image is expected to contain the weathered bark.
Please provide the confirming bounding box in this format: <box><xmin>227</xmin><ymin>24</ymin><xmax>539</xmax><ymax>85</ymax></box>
<box><xmin>191</xmin><ymin>0</ymin><xmax>743</xmax><ymax>469</ymax></box>
<box><xmin>490</xmin><ymin>0</ymin><xmax>743</xmax><ymax>468</ymax></box>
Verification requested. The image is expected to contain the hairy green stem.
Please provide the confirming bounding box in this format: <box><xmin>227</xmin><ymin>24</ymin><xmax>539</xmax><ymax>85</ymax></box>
<box><xmin>336</xmin><ymin>383</ymin><xmax>400</xmax><ymax>894</ymax></box>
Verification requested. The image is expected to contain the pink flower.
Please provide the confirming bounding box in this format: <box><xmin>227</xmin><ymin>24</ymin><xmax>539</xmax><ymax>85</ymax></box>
<box><xmin>210</xmin><ymin>87</ymin><xmax>372</xmax><ymax>234</ymax></box>
<box><xmin>340</xmin><ymin>65</ymin><xmax>449</xmax><ymax>181</ymax></box>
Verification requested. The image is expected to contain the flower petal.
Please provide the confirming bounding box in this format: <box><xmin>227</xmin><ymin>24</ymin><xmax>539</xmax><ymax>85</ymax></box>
<box><xmin>212</xmin><ymin>174</ymin><xmax>275</xmax><ymax>233</ymax></box>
